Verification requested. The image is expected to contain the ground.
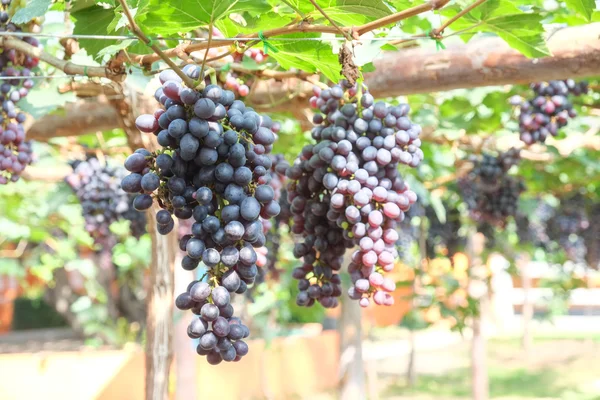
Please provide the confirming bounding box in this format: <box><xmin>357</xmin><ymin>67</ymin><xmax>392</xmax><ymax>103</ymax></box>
<box><xmin>380</xmin><ymin>336</ymin><xmax>600</xmax><ymax>400</ymax></box>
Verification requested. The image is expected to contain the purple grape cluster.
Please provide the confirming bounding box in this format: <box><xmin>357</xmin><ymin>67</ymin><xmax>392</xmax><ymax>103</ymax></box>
<box><xmin>0</xmin><ymin>1</ymin><xmax>41</xmax><ymax>184</ymax></box>
<box><xmin>287</xmin><ymin>82</ymin><xmax>422</xmax><ymax>309</ymax></box>
<box><xmin>121</xmin><ymin>65</ymin><xmax>281</xmax><ymax>364</ymax></box>
<box><xmin>425</xmin><ymin>204</ymin><xmax>463</xmax><ymax>259</ymax></box>
<box><xmin>175</xmin><ymin>282</ymin><xmax>250</xmax><ymax>364</ymax></box>
<box><xmin>548</xmin><ymin>196</ymin><xmax>590</xmax><ymax>264</ymax></box>
<box><xmin>258</xmin><ymin>155</ymin><xmax>291</xmax><ymax>282</ymax></box>
<box><xmin>459</xmin><ymin>148</ymin><xmax>525</xmax><ymax>227</ymax></box>
<box><xmin>65</xmin><ymin>158</ymin><xmax>147</xmax><ymax>248</ymax></box>
<box><xmin>510</xmin><ymin>80</ymin><xmax>588</xmax><ymax>145</ymax></box>
<box><xmin>516</xmin><ymin>200</ymin><xmax>554</xmax><ymax>249</ymax></box>
<box><xmin>583</xmin><ymin>204</ymin><xmax>599</xmax><ymax>269</ymax></box>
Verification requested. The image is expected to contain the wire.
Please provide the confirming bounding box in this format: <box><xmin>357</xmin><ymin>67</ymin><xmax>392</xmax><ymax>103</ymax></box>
<box><xmin>0</xmin><ymin>75</ymin><xmax>101</xmax><ymax>80</ymax></box>
<box><xmin>0</xmin><ymin>30</ymin><xmax>427</xmax><ymax>42</ymax></box>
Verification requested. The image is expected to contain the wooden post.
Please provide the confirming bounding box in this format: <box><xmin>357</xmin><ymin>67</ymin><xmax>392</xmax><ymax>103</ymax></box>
<box><xmin>339</xmin><ymin>249</ymin><xmax>366</xmax><ymax>400</ymax></box>
<box><xmin>339</xmin><ymin>296</ymin><xmax>366</xmax><ymax>400</ymax></box>
<box><xmin>406</xmin><ymin>330</ymin><xmax>417</xmax><ymax>387</ymax></box>
<box><xmin>118</xmin><ymin>87</ymin><xmax>178</xmax><ymax>400</ymax></box>
<box><xmin>174</xmin><ymin>259</ymin><xmax>198</xmax><ymax>400</ymax></box>
<box><xmin>407</xmin><ymin>217</ymin><xmax>427</xmax><ymax>387</ymax></box>
<box><xmin>145</xmin><ymin>207</ymin><xmax>177</xmax><ymax>400</ymax></box>
<box><xmin>467</xmin><ymin>230</ymin><xmax>489</xmax><ymax>400</ymax></box>
<box><xmin>471</xmin><ymin>303</ymin><xmax>489</xmax><ymax>400</ymax></box>
<box><xmin>519</xmin><ymin>254</ymin><xmax>533</xmax><ymax>359</ymax></box>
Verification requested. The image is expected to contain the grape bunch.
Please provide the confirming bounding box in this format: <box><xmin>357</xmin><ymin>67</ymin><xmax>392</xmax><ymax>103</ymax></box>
<box><xmin>583</xmin><ymin>204</ymin><xmax>599</xmax><ymax>269</ymax></box>
<box><xmin>65</xmin><ymin>157</ymin><xmax>147</xmax><ymax>248</ymax></box>
<box><xmin>547</xmin><ymin>196</ymin><xmax>589</xmax><ymax>264</ymax></box>
<box><xmin>458</xmin><ymin>148</ymin><xmax>525</xmax><ymax>227</ymax></box>
<box><xmin>258</xmin><ymin>155</ymin><xmax>291</xmax><ymax>282</ymax></box>
<box><xmin>121</xmin><ymin>65</ymin><xmax>281</xmax><ymax>364</ymax></box>
<box><xmin>0</xmin><ymin>0</ymin><xmax>41</xmax><ymax>184</ymax></box>
<box><xmin>175</xmin><ymin>282</ymin><xmax>250</xmax><ymax>364</ymax></box>
<box><xmin>425</xmin><ymin>204</ymin><xmax>464</xmax><ymax>258</ymax></box>
<box><xmin>510</xmin><ymin>79</ymin><xmax>588</xmax><ymax>145</ymax></box>
<box><xmin>287</xmin><ymin>82</ymin><xmax>422</xmax><ymax>309</ymax></box>
<box><xmin>516</xmin><ymin>200</ymin><xmax>554</xmax><ymax>249</ymax></box>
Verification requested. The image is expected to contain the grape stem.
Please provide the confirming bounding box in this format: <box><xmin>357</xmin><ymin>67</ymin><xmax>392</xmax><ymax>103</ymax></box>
<box><xmin>199</xmin><ymin>23</ymin><xmax>214</xmax><ymax>80</ymax></box>
<box><xmin>116</xmin><ymin>0</ymin><xmax>196</xmax><ymax>88</ymax></box>
<box><xmin>308</xmin><ymin>0</ymin><xmax>353</xmax><ymax>41</ymax></box>
<box><xmin>204</xmin><ymin>68</ymin><xmax>218</xmax><ymax>86</ymax></box>
<box><xmin>431</xmin><ymin>0</ymin><xmax>488</xmax><ymax>37</ymax></box>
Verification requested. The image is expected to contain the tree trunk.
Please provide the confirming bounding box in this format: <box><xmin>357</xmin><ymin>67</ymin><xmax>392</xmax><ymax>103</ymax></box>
<box><xmin>339</xmin><ymin>250</ymin><xmax>366</xmax><ymax>400</ymax></box>
<box><xmin>145</xmin><ymin>207</ymin><xmax>177</xmax><ymax>400</ymax></box>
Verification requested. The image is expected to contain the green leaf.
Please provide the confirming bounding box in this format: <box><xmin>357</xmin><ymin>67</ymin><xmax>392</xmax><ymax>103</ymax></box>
<box><xmin>72</xmin><ymin>5</ymin><xmax>119</xmax><ymax>57</ymax></box>
<box><xmin>215</xmin><ymin>11</ymin><xmax>294</xmax><ymax>37</ymax></box>
<box><xmin>11</xmin><ymin>0</ymin><xmax>51</xmax><ymax>24</ymax></box>
<box><xmin>18</xmin><ymin>79</ymin><xmax>76</xmax><ymax>120</ymax></box>
<box><xmin>140</xmin><ymin>0</ymin><xmax>271</xmax><ymax>35</ymax></box>
<box><xmin>483</xmin><ymin>14</ymin><xmax>551</xmax><ymax>58</ymax></box>
<box><xmin>390</xmin><ymin>0</ymin><xmax>416</xmax><ymax>10</ymax></box>
<box><xmin>564</xmin><ymin>0</ymin><xmax>596</xmax><ymax>21</ymax></box>
<box><xmin>269</xmin><ymin>34</ymin><xmax>340</xmax><ymax>83</ymax></box>
<box><xmin>380</xmin><ymin>43</ymin><xmax>398</xmax><ymax>51</ymax></box>
<box><xmin>471</xmin><ymin>0</ymin><xmax>522</xmax><ymax>20</ymax></box>
<box><xmin>307</xmin><ymin>0</ymin><xmax>392</xmax><ymax>26</ymax></box>
<box><xmin>361</xmin><ymin>62</ymin><xmax>376</xmax><ymax>72</ymax></box>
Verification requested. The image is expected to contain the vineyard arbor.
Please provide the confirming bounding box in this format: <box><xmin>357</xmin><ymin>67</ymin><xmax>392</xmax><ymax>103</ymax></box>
<box><xmin>1</xmin><ymin>1</ymin><xmax>600</xmax><ymax>400</ymax></box>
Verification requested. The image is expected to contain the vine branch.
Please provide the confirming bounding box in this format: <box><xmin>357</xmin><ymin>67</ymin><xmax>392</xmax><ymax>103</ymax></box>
<box><xmin>0</xmin><ymin>36</ymin><xmax>124</xmax><ymax>79</ymax></box>
<box><xmin>117</xmin><ymin>0</ymin><xmax>195</xmax><ymax>87</ymax></box>
<box><xmin>432</xmin><ymin>0</ymin><xmax>487</xmax><ymax>36</ymax></box>
<box><xmin>355</xmin><ymin>0</ymin><xmax>451</xmax><ymax>35</ymax></box>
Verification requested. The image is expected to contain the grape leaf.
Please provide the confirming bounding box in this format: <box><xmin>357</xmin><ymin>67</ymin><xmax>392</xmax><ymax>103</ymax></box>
<box><xmin>469</xmin><ymin>0</ymin><xmax>522</xmax><ymax>20</ymax></box>
<box><xmin>215</xmin><ymin>12</ymin><xmax>295</xmax><ymax>37</ymax></box>
<box><xmin>483</xmin><ymin>14</ymin><xmax>550</xmax><ymax>58</ymax></box>
<box><xmin>18</xmin><ymin>79</ymin><xmax>76</xmax><ymax>120</ymax></box>
<box><xmin>380</xmin><ymin>43</ymin><xmax>398</xmax><ymax>51</ymax></box>
<box><xmin>96</xmin><ymin>39</ymin><xmax>137</xmax><ymax>58</ymax></box>
<box><xmin>564</xmin><ymin>0</ymin><xmax>596</xmax><ymax>21</ymax></box>
<box><xmin>361</xmin><ymin>62</ymin><xmax>375</xmax><ymax>72</ymax></box>
<box><xmin>307</xmin><ymin>0</ymin><xmax>392</xmax><ymax>26</ymax></box>
<box><xmin>389</xmin><ymin>0</ymin><xmax>416</xmax><ymax>10</ymax></box>
<box><xmin>269</xmin><ymin>34</ymin><xmax>340</xmax><ymax>83</ymax></box>
<box><xmin>11</xmin><ymin>0</ymin><xmax>51</xmax><ymax>24</ymax></box>
<box><xmin>72</xmin><ymin>6</ymin><xmax>119</xmax><ymax>59</ymax></box>
<box><xmin>140</xmin><ymin>0</ymin><xmax>271</xmax><ymax>35</ymax></box>
<box><xmin>272</xmin><ymin>0</ymin><xmax>314</xmax><ymax>15</ymax></box>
